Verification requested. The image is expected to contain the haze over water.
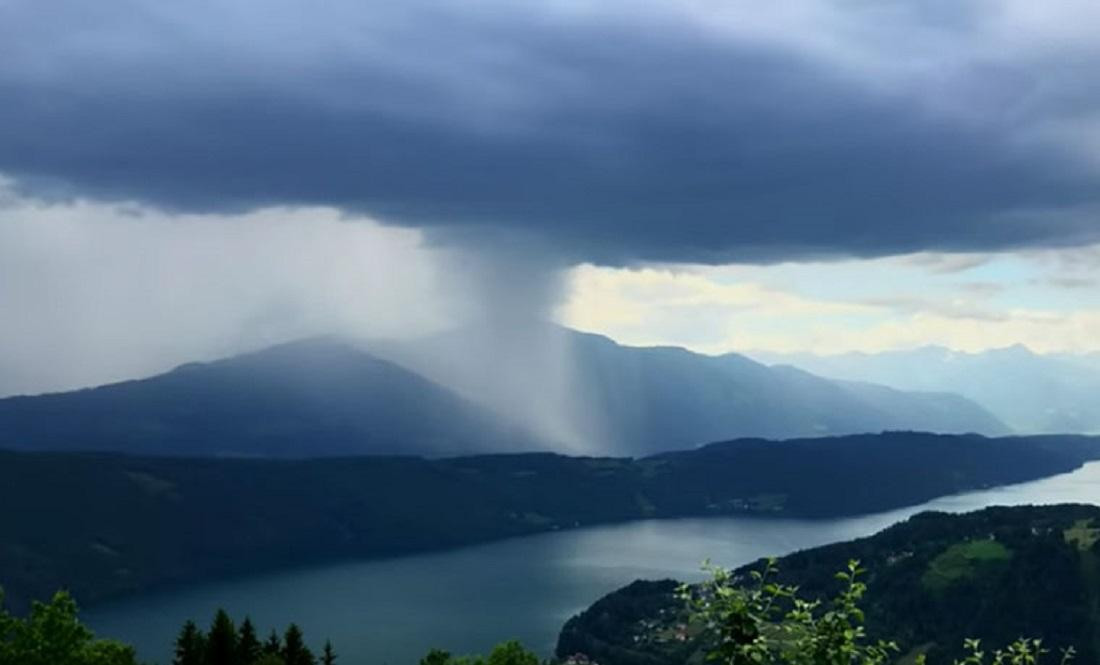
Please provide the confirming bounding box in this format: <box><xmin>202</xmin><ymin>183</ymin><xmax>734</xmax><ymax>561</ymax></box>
<box><xmin>86</xmin><ymin>462</ymin><xmax>1100</xmax><ymax>665</ymax></box>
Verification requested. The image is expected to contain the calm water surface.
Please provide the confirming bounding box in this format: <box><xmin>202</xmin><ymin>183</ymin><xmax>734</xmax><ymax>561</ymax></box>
<box><xmin>85</xmin><ymin>462</ymin><xmax>1100</xmax><ymax>665</ymax></box>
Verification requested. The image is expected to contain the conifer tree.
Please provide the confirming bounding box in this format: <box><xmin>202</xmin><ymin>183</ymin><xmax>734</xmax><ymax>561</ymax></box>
<box><xmin>282</xmin><ymin>623</ymin><xmax>315</xmax><ymax>665</ymax></box>
<box><xmin>321</xmin><ymin>640</ymin><xmax>337</xmax><ymax>665</ymax></box>
<box><xmin>173</xmin><ymin>620</ymin><xmax>206</xmax><ymax>665</ymax></box>
<box><xmin>206</xmin><ymin>609</ymin><xmax>239</xmax><ymax>665</ymax></box>
<box><xmin>264</xmin><ymin>629</ymin><xmax>282</xmax><ymax>656</ymax></box>
<box><xmin>238</xmin><ymin>617</ymin><xmax>262</xmax><ymax>665</ymax></box>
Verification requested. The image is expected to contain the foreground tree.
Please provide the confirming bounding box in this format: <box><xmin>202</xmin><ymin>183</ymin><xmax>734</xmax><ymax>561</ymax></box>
<box><xmin>168</xmin><ymin>609</ymin><xmax>327</xmax><ymax>665</ymax></box>
<box><xmin>320</xmin><ymin>639</ymin><xmax>337</xmax><ymax>665</ymax></box>
<box><xmin>420</xmin><ymin>647</ymin><xmax>455</xmax><ymax>665</ymax></box>
<box><xmin>417</xmin><ymin>640</ymin><xmax>540</xmax><ymax>665</ymax></box>
<box><xmin>684</xmin><ymin>559</ymin><xmax>1075</xmax><ymax>665</ymax></box>
<box><xmin>205</xmin><ymin>609</ymin><xmax>238</xmax><ymax>665</ymax></box>
<box><xmin>238</xmin><ymin>617</ymin><xmax>262</xmax><ymax>665</ymax></box>
<box><xmin>945</xmin><ymin>639</ymin><xmax>1075</xmax><ymax>665</ymax></box>
<box><xmin>264</xmin><ymin>629</ymin><xmax>283</xmax><ymax>656</ymax></box>
<box><xmin>684</xmin><ymin>559</ymin><xmax>896</xmax><ymax>665</ymax></box>
<box><xmin>0</xmin><ymin>589</ymin><xmax>137</xmax><ymax>665</ymax></box>
<box><xmin>282</xmin><ymin>623</ymin><xmax>315</xmax><ymax>665</ymax></box>
<box><xmin>487</xmin><ymin>640</ymin><xmax>540</xmax><ymax>665</ymax></box>
<box><xmin>174</xmin><ymin>619</ymin><xmax>206</xmax><ymax>665</ymax></box>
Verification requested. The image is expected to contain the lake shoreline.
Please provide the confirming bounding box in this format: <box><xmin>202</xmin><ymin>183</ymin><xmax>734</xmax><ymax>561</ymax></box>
<box><xmin>84</xmin><ymin>462</ymin><xmax>1100</xmax><ymax>665</ymax></box>
<box><xmin>73</xmin><ymin>456</ymin><xmax>1092</xmax><ymax>613</ymax></box>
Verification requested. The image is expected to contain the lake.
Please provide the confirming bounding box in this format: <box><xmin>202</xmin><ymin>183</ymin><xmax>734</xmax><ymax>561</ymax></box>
<box><xmin>85</xmin><ymin>462</ymin><xmax>1100</xmax><ymax>665</ymax></box>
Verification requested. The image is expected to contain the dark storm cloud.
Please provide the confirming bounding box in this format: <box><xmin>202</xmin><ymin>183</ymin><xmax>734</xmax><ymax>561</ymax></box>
<box><xmin>2</xmin><ymin>0</ymin><xmax>1100</xmax><ymax>263</ymax></box>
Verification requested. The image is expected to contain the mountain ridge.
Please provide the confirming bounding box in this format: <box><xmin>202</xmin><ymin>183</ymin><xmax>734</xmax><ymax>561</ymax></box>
<box><xmin>0</xmin><ymin>329</ymin><xmax>1008</xmax><ymax>459</ymax></box>
<box><xmin>751</xmin><ymin>344</ymin><xmax>1100</xmax><ymax>434</ymax></box>
<box><xmin>0</xmin><ymin>336</ymin><xmax>549</xmax><ymax>458</ymax></box>
<box><xmin>373</xmin><ymin>325</ymin><xmax>1009</xmax><ymax>455</ymax></box>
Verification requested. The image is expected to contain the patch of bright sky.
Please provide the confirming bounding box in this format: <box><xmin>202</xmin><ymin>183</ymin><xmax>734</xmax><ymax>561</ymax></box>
<box><xmin>558</xmin><ymin>247</ymin><xmax>1100</xmax><ymax>355</ymax></box>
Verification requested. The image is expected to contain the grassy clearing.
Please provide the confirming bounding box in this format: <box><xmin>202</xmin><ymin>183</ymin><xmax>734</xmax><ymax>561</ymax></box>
<box><xmin>921</xmin><ymin>539</ymin><xmax>1012</xmax><ymax>593</ymax></box>
<box><xmin>1065</xmin><ymin>519</ymin><xmax>1100</xmax><ymax>551</ymax></box>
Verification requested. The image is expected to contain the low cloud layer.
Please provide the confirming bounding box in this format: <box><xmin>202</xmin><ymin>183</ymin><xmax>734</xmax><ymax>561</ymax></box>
<box><xmin>3</xmin><ymin>0</ymin><xmax>1100</xmax><ymax>263</ymax></box>
<box><xmin>2</xmin><ymin>186</ymin><xmax>1098</xmax><ymax>401</ymax></box>
<box><xmin>0</xmin><ymin>189</ymin><xmax>458</xmax><ymax>396</ymax></box>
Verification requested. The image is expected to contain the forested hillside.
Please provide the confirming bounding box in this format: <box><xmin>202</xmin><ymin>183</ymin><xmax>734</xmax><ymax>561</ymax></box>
<box><xmin>0</xmin><ymin>332</ymin><xmax>1010</xmax><ymax>461</ymax></box>
<box><xmin>558</xmin><ymin>504</ymin><xmax>1100</xmax><ymax>665</ymax></box>
<box><xmin>9</xmin><ymin>505</ymin><xmax>1097</xmax><ymax>665</ymax></box>
<box><xmin>1</xmin><ymin>432</ymin><xmax>1097</xmax><ymax>612</ymax></box>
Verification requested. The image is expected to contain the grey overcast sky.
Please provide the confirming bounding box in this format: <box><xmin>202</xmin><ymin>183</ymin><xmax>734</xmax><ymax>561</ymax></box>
<box><xmin>4</xmin><ymin>0</ymin><xmax>1100</xmax><ymax>262</ymax></box>
<box><xmin>2</xmin><ymin>1</ymin><xmax>1100</xmax><ymax>394</ymax></box>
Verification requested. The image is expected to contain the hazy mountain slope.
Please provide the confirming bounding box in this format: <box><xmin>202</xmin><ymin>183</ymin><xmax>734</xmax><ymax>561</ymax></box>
<box><xmin>379</xmin><ymin>326</ymin><xmax>1008</xmax><ymax>455</ymax></box>
<box><xmin>831</xmin><ymin>378</ymin><xmax>1011</xmax><ymax>434</ymax></box>
<box><xmin>1057</xmin><ymin>351</ymin><xmax>1100</xmax><ymax>374</ymax></box>
<box><xmin>751</xmin><ymin>345</ymin><xmax>1100</xmax><ymax>433</ymax></box>
<box><xmin>558</xmin><ymin>504</ymin><xmax>1100</xmax><ymax>665</ymax></box>
<box><xmin>1</xmin><ymin>432</ymin><xmax>1096</xmax><ymax>612</ymax></box>
<box><xmin>0</xmin><ymin>337</ymin><xmax>545</xmax><ymax>458</ymax></box>
<box><xmin>0</xmin><ymin>330</ymin><xmax>1007</xmax><ymax>460</ymax></box>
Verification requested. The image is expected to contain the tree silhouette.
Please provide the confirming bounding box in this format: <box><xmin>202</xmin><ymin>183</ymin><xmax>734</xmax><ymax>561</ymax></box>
<box><xmin>264</xmin><ymin>628</ymin><xmax>282</xmax><ymax>656</ymax></box>
<box><xmin>173</xmin><ymin>619</ymin><xmax>206</xmax><ymax>665</ymax></box>
<box><xmin>282</xmin><ymin>623</ymin><xmax>315</xmax><ymax>665</ymax></box>
<box><xmin>321</xmin><ymin>639</ymin><xmax>337</xmax><ymax>665</ymax></box>
<box><xmin>238</xmin><ymin>617</ymin><xmax>262</xmax><ymax>664</ymax></box>
<box><xmin>205</xmin><ymin>609</ymin><xmax>238</xmax><ymax>665</ymax></box>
